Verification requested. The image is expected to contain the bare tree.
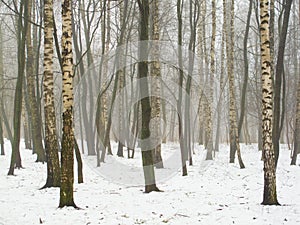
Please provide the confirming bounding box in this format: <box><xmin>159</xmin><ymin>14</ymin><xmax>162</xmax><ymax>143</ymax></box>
<box><xmin>150</xmin><ymin>0</ymin><xmax>163</xmax><ymax>168</ymax></box>
<box><xmin>273</xmin><ymin>0</ymin><xmax>293</xmax><ymax>166</ymax></box>
<box><xmin>59</xmin><ymin>0</ymin><xmax>77</xmax><ymax>208</ymax></box>
<box><xmin>26</xmin><ymin>0</ymin><xmax>45</xmax><ymax>163</ymax></box>
<box><xmin>177</xmin><ymin>0</ymin><xmax>187</xmax><ymax>176</ymax></box>
<box><xmin>225</xmin><ymin>0</ymin><xmax>245</xmax><ymax>168</ymax></box>
<box><xmin>42</xmin><ymin>0</ymin><xmax>61</xmax><ymax>188</ymax></box>
<box><xmin>259</xmin><ymin>0</ymin><xmax>279</xmax><ymax>205</ymax></box>
<box><xmin>8</xmin><ymin>1</ymin><xmax>28</xmax><ymax>175</ymax></box>
<box><xmin>206</xmin><ymin>0</ymin><xmax>216</xmax><ymax>160</ymax></box>
<box><xmin>137</xmin><ymin>0</ymin><xmax>161</xmax><ymax>193</ymax></box>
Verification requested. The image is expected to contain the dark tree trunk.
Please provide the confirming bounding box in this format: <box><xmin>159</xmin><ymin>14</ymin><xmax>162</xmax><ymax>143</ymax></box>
<box><xmin>273</xmin><ymin>0</ymin><xmax>293</xmax><ymax>166</ymax></box>
<box><xmin>74</xmin><ymin>139</ymin><xmax>83</xmax><ymax>184</ymax></box>
<box><xmin>138</xmin><ymin>0</ymin><xmax>160</xmax><ymax>193</ymax></box>
<box><xmin>8</xmin><ymin>1</ymin><xmax>28</xmax><ymax>175</ymax></box>
<box><xmin>238</xmin><ymin>0</ymin><xmax>253</xmax><ymax>137</ymax></box>
<box><xmin>177</xmin><ymin>0</ymin><xmax>188</xmax><ymax>176</ymax></box>
<box><xmin>59</xmin><ymin>0</ymin><xmax>77</xmax><ymax>208</ymax></box>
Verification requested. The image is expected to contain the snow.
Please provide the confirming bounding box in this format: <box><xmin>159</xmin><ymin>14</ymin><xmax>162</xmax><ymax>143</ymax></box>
<box><xmin>0</xmin><ymin>140</ymin><xmax>299</xmax><ymax>225</ymax></box>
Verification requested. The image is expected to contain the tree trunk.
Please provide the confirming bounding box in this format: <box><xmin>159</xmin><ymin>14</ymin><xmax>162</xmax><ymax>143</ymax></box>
<box><xmin>80</xmin><ymin>0</ymin><xmax>96</xmax><ymax>156</ymax></box>
<box><xmin>206</xmin><ymin>0</ymin><xmax>216</xmax><ymax>160</ymax></box>
<box><xmin>42</xmin><ymin>0</ymin><xmax>61</xmax><ymax>188</ymax></box>
<box><xmin>150</xmin><ymin>0</ymin><xmax>163</xmax><ymax>168</ymax></box>
<box><xmin>22</xmin><ymin>96</ymin><xmax>32</xmax><ymax>150</ymax></box>
<box><xmin>259</xmin><ymin>0</ymin><xmax>279</xmax><ymax>205</ymax></box>
<box><xmin>138</xmin><ymin>0</ymin><xmax>160</xmax><ymax>193</ymax></box>
<box><xmin>215</xmin><ymin>5</ymin><xmax>226</xmax><ymax>152</ymax></box>
<box><xmin>225</xmin><ymin>0</ymin><xmax>245</xmax><ymax>168</ymax></box>
<box><xmin>238</xmin><ymin>0</ymin><xmax>253</xmax><ymax>137</ymax></box>
<box><xmin>74</xmin><ymin>139</ymin><xmax>83</xmax><ymax>184</ymax></box>
<box><xmin>8</xmin><ymin>1</ymin><xmax>28</xmax><ymax>175</ymax></box>
<box><xmin>291</xmin><ymin>5</ymin><xmax>300</xmax><ymax>165</ymax></box>
<box><xmin>291</xmin><ymin>75</ymin><xmax>300</xmax><ymax>165</ymax></box>
<box><xmin>177</xmin><ymin>0</ymin><xmax>187</xmax><ymax>176</ymax></box>
<box><xmin>0</xmin><ymin>24</ymin><xmax>4</xmax><ymax>155</ymax></box>
<box><xmin>59</xmin><ymin>0</ymin><xmax>76</xmax><ymax>208</ymax></box>
<box><xmin>184</xmin><ymin>0</ymin><xmax>199</xmax><ymax>165</ymax></box>
<box><xmin>101</xmin><ymin>0</ymin><xmax>128</xmax><ymax>162</ymax></box>
<box><xmin>116</xmin><ymin>0</ymin><xmax>126</xmax><ymax>158</ymax></box>
<box><xmin>273</xmin><ymin>0</ymin><xmax>293</xmax><ymax>166</ymax></box>
<box><xmin>197</xmin><ymin>0</ymin><xmax>206</xmax><ymax>147</ymax></box>
<box><xmin>103</xmin><ymin>0</ymin><xmax>112</xmax><ymax>155</ymax></box>
<box><xmin>26</xmin><ymin>0</ymin><xmax>46</xmax><ymax>163</ymax></box>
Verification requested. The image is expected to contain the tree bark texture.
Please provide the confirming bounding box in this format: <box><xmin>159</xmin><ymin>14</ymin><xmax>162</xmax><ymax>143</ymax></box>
<box><xmin>259</xmin><ymin>0</ymin><xmax>279</xmax><ymax>205</ymax></box>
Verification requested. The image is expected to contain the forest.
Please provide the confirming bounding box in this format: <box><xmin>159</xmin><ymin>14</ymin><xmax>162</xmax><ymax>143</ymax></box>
<box><xmin>0</xmin><ymin>0</ymin><xmax>299</xmax><ymax>224</ymax></box>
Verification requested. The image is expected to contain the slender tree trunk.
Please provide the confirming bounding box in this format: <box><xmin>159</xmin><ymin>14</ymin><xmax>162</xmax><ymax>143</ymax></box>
<box><xmin>177</xmin><ymin>0</ymin><xmax>187</xmax><ymax>176</ymax></box>
<box><xmin>238</xmin><ymin>0</ymin><xmax>253</xmax><ymax>137</ymax></box>
<box><xmin>197</xmin><ymin>1</ymin><xmax>205</xmax><ymax>146</ymax></box>
<box><xmin>34</xmin><ymin>2</ymin><xmax>43</xmax><ymax>123</ymax></box>
<box><xmin>206</xmin><ymin>0</ymin><xmax>216</xmax><ymax>160</ymax></box>
<box><xmin>22</xmin><ymin>95</ymin><xmax>31</xmax><ymax>150</ymax></box>
<box><xmin>170</xmin><ymin>109</ymin><xmax>175</xmax><ymax>142</ymax></box>
<box><xmin>80</xmin><ymin>0</ymin><xmax>96</xmax><ymax>156</ymax></box>
<box><xmin>59</xmin><ymin>0</ymin><xmax>77</xmax><ymax>208</ymax></box>
<box><xmin>116</xmin><ymin>0</ymin><xmax>126</xmax><ymax>158</ymax></box>
<box><xmin>203</xmin><ymin>0</ymin><xmax>210</xmax><ymax>149</ymax></box>
<box><xmin>184</xmin><ymin>0</ymin><xmax>199</xmax><ymax>165</ymax></box>
<box><xmin>215</xmin><ymin>6</ymin><xmax>226</xmax><ymax>152</ymax></box>
<box><xmin>291</xmin><ymin>5</ymin><xmax>300</xmax><ymax>165</ymax></box>
<box><xmin>95</xmin><ymin>0</ymin><xmax>108</xmax><ymax>166</ymax></box>
<box><xmin>1</xmin><ymin>100</ymin><xmax>13</xmax><ymax>144</ymax></box>
<box><xmin>42</xmin><ymin>0</ymin><xmax>61</xmax><ymax>188</ymax></box>
<box><xmin>273</xmin><ymin>0</ymin><xmax>293</xmax><ymax>166</ymax></box>
<box><xmin>26</xmin><ymin>0</ymin><xmax>45</xmax><ymax>163</ymax></box>
<box><xmin>74</xmin><ymin>139</ymin><xmax>83</xmax><ymax>183</ymax></box>
<box><xmin>225</xmin><ymin>0</ymin><xmax>245</xmax><ymax>168</ymax></box>
<box><xmin>0</xmin><ymin>120</ymin><xmax>3</xmax><ymax>155</ymax></box>
<box><xmin>103</xmin><ymin>0</ymin><xmax>112</xmax><ymax>155</ymax></box>
<box><xmin>72</xmin><ymin>6</ymin><xmax>85</xmax><ymax>154</ymax></box>
<box><xmin>101</xmin><ymin>0</ymin><xmax>128</xmax><ymax>162</ymax></box>
<box><xmin>260</xmin><ymin>0</ymin><xmax>279</xmax><ymax>205</ymax></box>
<box><xmin>150</xmin><ymin>0</ymin><xmax>163</xmax><ymax>168</ymax></box>
<box><xmin>291</xmin><ymin>75</ymin><xmax>300</xmax><ymax>165</ymax></box>
<box><xmin>138</xmin><ymin>0</ymin><xmax>160</xmax><ymax>193</ymax></box>
<box><xmin>0</xmin><ymin>24</ymin><xmax>4</xmax><ymax>155</ymax></box>
<box><xmin>8</xmin><ymin>1</ymin><xmax>28</xmax><ymax>175</ymax></box>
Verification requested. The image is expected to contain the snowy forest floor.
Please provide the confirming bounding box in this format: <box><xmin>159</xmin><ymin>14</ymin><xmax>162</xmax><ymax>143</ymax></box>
<box><xmin>0</xmin><ymin>140</ymin><xmax>299</xmax><ymax>225</ymax></box>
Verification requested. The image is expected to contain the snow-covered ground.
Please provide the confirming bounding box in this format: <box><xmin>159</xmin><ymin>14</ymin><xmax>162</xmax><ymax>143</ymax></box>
<box><xmin>0</xmin><ymin>140</ymin><xmax>299</xmax><ymax>225</ymax></box>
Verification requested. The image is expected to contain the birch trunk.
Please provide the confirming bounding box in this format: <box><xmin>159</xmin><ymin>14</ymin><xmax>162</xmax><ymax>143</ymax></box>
<box><xmin>259</xmin><ymin>0</ymin><xmax>279</xmax><ymax>205</ymax></box>
<box><xmin>150</xmin><ymin>0</ymin><xmax>163</xmax><ymax>168</ymax></box>
<box><xmin>59</xmin><ymin>0</ymin><xmax>76</xmax><ymax>207</ymax></box>
<box><xmin>43</xmin><ymin>0</ymin><xmax>61</xmax><ymax>188</ymax></box>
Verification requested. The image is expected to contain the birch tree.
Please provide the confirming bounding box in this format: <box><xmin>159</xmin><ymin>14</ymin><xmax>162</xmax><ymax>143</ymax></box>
<box><xmin>59</xmin><ymin>0</ymin><xmax>77</xmax><ymax>208</ymax></box>
<box><xmin>150</xmin><ymin>0</ymin><xmax>163</xmax><ymax>168</ymax></box>
<box><xmin>259</xmin><ymin>0</ymin><xmax>279</xmax><ymax>205</ymax></box>
<box><xmin>43</xmin><ymin>0</ymin><xmax>61</xmax><ymax>188</ymax></box>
